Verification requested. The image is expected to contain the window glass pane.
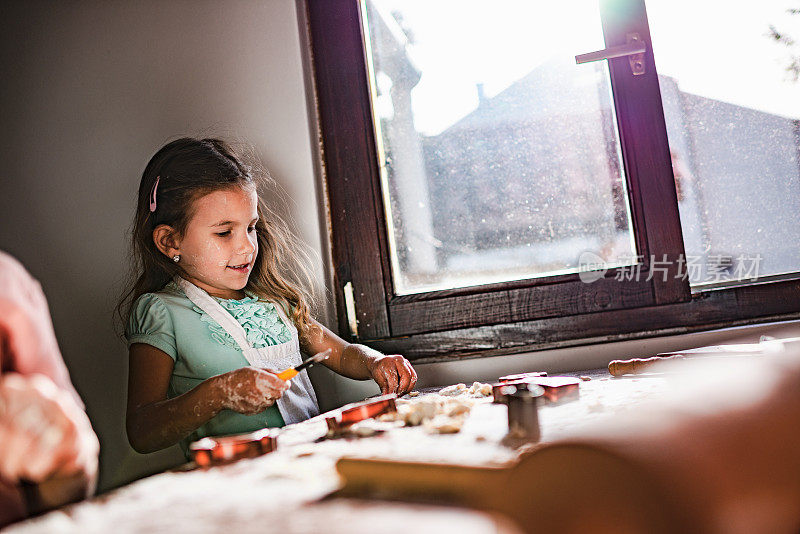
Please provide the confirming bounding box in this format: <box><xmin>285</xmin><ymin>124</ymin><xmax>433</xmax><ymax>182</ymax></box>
<box><xmin>648</xmin><ymin>0</ymin><xmax>800</xmax><ymax>286</ymax></box>
<box><xmin>362</xmin><ymin>0</ymin><xmax>637</xmax><ymax>294</ymax></box>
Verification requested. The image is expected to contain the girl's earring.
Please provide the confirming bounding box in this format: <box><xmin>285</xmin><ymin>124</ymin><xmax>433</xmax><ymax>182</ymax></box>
<box><xmin>172</xmin><ymin>255</ymin><xmax>180</xmax><ymax>263</ymax></box>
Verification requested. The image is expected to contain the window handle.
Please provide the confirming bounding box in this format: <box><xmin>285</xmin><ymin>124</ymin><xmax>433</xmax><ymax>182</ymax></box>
<box><xmin>575</xmin><ymin>32</ymin><xmax>646</xmax><ymax>75</ymax></box>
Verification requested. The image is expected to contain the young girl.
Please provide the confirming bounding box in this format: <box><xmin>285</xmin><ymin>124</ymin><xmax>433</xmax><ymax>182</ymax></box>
<box><xmin>120</xmin><ymin>138</ymin><xmax>417</xmax><ymax>455</ymax></box>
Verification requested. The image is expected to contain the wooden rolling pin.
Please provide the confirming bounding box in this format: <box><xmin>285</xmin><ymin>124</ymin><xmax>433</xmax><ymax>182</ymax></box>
<box><xmin>609</xmin><ymin>337</ymin><xmax>800</xmax><ymax>377</ymax></box>
<box><xmin>336</xmin><ymin>443</ymin><xmax>688</xmax><ymax>533</ymax></box>
<box><xmin>337</xmin><ymin>358</ymin><xmax>800</xmax><ymax>533</ymax></box>
<box><xmin>608</xmin><ymin>355</ymin><xmax>686</xmax><ymax>376</ymax></box>
<box><xmin>609</xmin><ymin>343</ymin><xmax>774</xmax><ymax>376</ymax></box>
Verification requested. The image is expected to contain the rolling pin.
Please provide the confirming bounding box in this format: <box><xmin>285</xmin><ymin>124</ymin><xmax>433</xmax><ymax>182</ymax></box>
<box><xmin>608</xmin><ymin>355</ymin><xmax>686</xmax><ymax>376</ymax></box>
<box><xmin>335</xmin><ymin>443</ymin><xmax>688</xmax><ymax>533</ymax></box>
<box><xmin>337</xmin><ymin>357</ymin><xmax>800</xmax><ymax>533</ymax></box>
<box><xmin>609</xmin><ymin>345</ymin><xmax>773</xmax><ymax>376</ymax></box>
<box><xmin>609</xmin><ymin>337</ymin><xmax>800</xmax><ymax>376</ymax></box>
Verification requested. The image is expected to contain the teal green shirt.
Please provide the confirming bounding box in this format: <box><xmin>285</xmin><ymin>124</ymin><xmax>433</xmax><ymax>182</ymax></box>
<box><xmin>125</xmin><ymin>282</ymin><xmax>288</xmax><ymax>456</ymax></box>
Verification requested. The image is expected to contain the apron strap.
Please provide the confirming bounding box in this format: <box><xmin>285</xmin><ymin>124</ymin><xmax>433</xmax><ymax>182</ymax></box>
<box><xmin>173</xmin><ymin>277</ymin><xmax>254</xmax><ymax>355</ymax></box>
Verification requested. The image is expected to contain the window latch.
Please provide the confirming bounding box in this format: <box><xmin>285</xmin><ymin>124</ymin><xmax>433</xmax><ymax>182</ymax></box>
<box><xmin>343</xmin><ymin>281</ymin><xmax>359</xmax><ymax>339</ymax></box>
<box><xmin>575</xmin><ymin>32</ymin><xmax>646</xmax><ymax>75</ymax></box>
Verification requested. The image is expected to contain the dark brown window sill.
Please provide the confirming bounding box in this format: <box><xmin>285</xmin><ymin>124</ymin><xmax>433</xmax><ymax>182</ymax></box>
<box><xmin>363</xmin><ymin>278</ymin><xmax>800</xmax><ymax>363</ymax></box>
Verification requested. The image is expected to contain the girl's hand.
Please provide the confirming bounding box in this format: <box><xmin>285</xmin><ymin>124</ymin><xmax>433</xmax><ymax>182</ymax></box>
<box><xmin>366</xmin><ymin>354</ymin><xmax>418</xmax><ymax>396</ymax></box>
<box><xmin>0</xmin><ymin>373</ymin><xmax>99</xmax><ymax>484</ymax></box>
<box><xmin>213</xmin><ymin>367</ymin><xmax>289</xmax><ymax>415</ymax></box>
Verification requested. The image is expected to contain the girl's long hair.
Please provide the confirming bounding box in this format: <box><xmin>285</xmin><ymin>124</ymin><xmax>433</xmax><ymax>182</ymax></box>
<box><xmin>116</xmin><ymin>137</ymin><xmax>319</xmax><ymax>338</ymax></box>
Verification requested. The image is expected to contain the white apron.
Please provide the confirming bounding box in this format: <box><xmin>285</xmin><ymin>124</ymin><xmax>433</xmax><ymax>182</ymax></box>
<box><xmin>175</xmin><ymin>277</ymin><xmax>319</xmax><ymax>425</ymax></box>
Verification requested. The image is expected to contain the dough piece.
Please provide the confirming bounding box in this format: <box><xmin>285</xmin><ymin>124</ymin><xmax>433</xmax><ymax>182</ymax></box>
<box><xmin>446</xmin><ymin>402</ymin><xmax>471</xmax><ymax>417</ymax></box>
<box><xmin>425</xmin><ymin>415</ymin><xmax>465</xmax><ymax>434</ymax></box>
<box><xmin>467</xmin><ymin>381</ymin><xmax>493</xmax><ymax>397</ymax></box>
<box><xmin>588</xmin><ymin>401</ymin><xmax>605</xmax><ymax>413</ymax></box>
<box><xmin>350</xmin><ymin>424</ymin><xmax>380</xmax><ymax>437</ymax></box>
<box><xmin>399</xmin><ymin>399</ymin><xmax>439</xmax><ymax>426</ymax></box>
<box><xmin>408</xmin><ymin>391</ymin><xmax>420</xmax><ymax>397</ymax></box>
<box><xmin>439</xmin><ymin>383</ymin><xmax>467</xmax><ymax>396</ymax></box>
<box><xmin>376</xmin><ymin>411</ymin><xmax>402</xmax><ymax>422</ymax></box>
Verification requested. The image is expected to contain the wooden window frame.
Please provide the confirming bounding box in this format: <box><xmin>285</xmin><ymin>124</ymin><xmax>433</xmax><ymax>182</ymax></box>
<box><xmin>304</xmin><ymin>0</ymin><xmax>800</xmax><ymax>361</ymax></box>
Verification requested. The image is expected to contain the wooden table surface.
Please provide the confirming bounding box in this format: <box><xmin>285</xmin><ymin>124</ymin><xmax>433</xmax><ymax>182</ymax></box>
<box><xmin>5</xmin><ymin>370</ymin><xmax>672</xmax><ymax>534</ymax></box>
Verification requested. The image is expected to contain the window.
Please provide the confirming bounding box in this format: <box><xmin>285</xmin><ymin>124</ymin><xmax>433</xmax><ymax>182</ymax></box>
<box><xmin>647</xmin><ymin>0</ymin><xmax>800</xmax><ymax>287</ymax></box>
<box><xmin>305</xmin><ymin>0</ymin><xmax>800</xmax><ymax>360</ymax></box>
<box><xmin>365</xmin><ymin>0</ymin><xmax>639</xmax><ymax>295</ymax></box>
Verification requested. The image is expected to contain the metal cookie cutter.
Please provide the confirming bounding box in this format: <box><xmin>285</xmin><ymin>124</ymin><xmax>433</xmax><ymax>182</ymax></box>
<box><xmin>325</xmin><ymin>393</ymin><xmax>398</xmax><ymax>435</ymax></box>
<box><xmin>190</xmin><ymin>428</ymin><xmax>279</xmax><ymax>468</ymax></box>
<box><xmin>506</xmin><ymin>385</ymin><xmax>545</xmax><ymax>442</ymax></box>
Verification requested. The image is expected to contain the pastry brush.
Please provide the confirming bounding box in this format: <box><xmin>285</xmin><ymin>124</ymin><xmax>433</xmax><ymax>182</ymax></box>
<box><xmin>277</xmin><ymin>349</ymin><xmax>331</xmax><ymax>380</ymax></box>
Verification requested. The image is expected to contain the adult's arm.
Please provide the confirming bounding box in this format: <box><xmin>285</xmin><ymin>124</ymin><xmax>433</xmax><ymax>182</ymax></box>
<box><xmin>0</xmin><ymin>252</ymin><xmax>79</xmax><ymax>404</ymax></box>
<box><xmin>0</xmin><ymin>251</ymin><xmax>99</xmax><ymax>525</ymax></box>
<box><xmin>0</xmin><ymin>373</ymin><xmax>98</xmax><ymax>526</ymax></box>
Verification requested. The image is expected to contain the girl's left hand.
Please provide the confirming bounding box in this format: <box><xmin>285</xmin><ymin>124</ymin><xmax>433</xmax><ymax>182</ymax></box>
<box><xmin>367</xmin><ymin>354</ymin><xmax>417</xmax><ymax>396</ymax></box>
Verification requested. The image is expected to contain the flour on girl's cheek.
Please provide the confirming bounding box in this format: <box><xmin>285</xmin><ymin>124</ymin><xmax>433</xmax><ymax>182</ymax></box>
<box><xmin>204</xmin><ymin>241</ymin><xmax>228</xmax><ymax>282</ymax></box>
<box><xmin>174</xmin><ymin>187</ymin><xmax>258</xmax><ymax>297</ymax></box>
<box><xmin>187</xmin><ymin>242</ymin><xmax>232</xmax><ymax>283</ymax></box>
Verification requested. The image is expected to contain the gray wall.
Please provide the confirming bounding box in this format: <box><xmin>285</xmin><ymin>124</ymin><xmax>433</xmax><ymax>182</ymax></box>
<box><xmin>1</xmin><ymin>1</ymin><xmax>796</xmax><ymax>492</ymax></box>
<box><xmin>0</xmin><ymin>0</ymin><xmax>354</xmax><ymax>490</ymax></box>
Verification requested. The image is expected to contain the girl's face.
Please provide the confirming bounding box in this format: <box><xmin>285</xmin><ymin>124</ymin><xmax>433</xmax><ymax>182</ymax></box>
<box><xmin>177</xmin><ymin>186</ymin><xmax>259</xmax><ymax>299</ymax></box>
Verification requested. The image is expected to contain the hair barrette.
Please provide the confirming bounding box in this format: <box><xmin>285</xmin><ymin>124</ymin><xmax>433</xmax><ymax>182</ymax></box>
<box><xmin>149</xmin><ymin>176</ymin><xmax>160</xmax><ymax>213</ymax></box>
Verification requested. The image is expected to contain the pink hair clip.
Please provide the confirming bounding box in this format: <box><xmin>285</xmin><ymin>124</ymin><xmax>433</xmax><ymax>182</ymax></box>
<box><xmin>149</xmin><ymin>176</ymin><xmax>160</xmax><ymax>213</ymax></box>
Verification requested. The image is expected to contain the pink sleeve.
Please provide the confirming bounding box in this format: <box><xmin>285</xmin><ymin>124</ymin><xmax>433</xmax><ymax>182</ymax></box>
<box><xmin>0</xmin><ymin>251</ymin><xmax>82</xmax><ymax>407</ymax></box>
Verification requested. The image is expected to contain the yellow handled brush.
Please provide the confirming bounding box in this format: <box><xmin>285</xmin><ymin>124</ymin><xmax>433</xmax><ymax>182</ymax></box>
<box><xmin>277</xmin><ymin>349</ymin><xmax>331</xmax><ymax>380</ymax></box>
